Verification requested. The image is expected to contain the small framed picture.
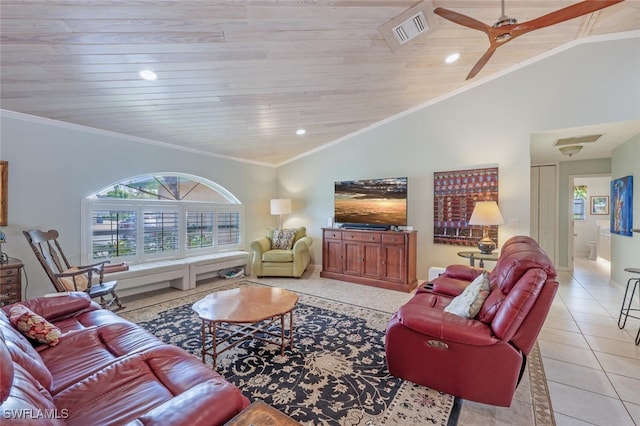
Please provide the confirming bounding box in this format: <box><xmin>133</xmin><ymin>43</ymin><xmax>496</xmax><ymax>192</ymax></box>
<box><xmin>590</xmin><ymin>196</ymin><xmax>609</xmax><ymax>215</ymax></box>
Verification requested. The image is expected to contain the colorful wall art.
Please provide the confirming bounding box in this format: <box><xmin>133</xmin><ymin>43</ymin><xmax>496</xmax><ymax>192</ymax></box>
<box><xmin>433</xmin><ymin>167</ymin><xmax>499</xmax><ymax>247</ymax></box>
<box><xmin>611</xmin><ymin>175</ymin><xmax>633</xmax><ymax>237</ymax></box>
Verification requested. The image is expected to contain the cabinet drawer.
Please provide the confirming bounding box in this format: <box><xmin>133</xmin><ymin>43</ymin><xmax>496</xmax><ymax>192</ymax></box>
<box><xmin>0</xmin><ymin>274</ymin><xmax>19</xmax><ymax>285</ymax></box>
<box><xmin>0</xmin><ymin>267</ymin><xmax>19</xmax><ymax>278</ymax></box>
<box><xmin>343</xmin><ymin>232</ymin><xmax>381</xmax><ymax>243</ymax></box>
<box><xmin>0</xmin><ymin>291</ymin><xmax>19</xmax><ymax>303</ymax></box>
<box><xmin>382</xmin><ymin>234</ymin><xmax>406</xmax><ymax>245</ymax></box>
<box><xmin>0</xmin><ymin>283</ymin><xmax>19</xmax><ymax>293</ymax></box>
<box><xmin>323</xmin><ymin>229</ymin><xmax>342</xmax><ymax>240</ymax></box>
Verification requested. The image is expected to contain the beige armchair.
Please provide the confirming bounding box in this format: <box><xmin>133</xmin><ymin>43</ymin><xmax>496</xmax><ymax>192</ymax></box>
<box><xmin>251</xmin><ymin>227</ymin><xmax>313</xmax><ymax>278</ymax></box>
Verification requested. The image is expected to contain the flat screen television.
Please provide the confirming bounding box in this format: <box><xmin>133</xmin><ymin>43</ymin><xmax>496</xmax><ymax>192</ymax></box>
<box><xmin>334</xmin><ymin>177</ymin><xmax>408</xmax><ymax>229</ymax></box>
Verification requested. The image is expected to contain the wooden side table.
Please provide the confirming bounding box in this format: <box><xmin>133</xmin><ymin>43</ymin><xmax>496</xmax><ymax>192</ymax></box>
<box><xmin>224</xmin><ymin>401</ymin><xmax>300</xmax><ymax>425</ymax></box>
<box><xmin>0</xmin><ymin>257</ymin><xmax>23</xmax><ymax>307</ymax></box>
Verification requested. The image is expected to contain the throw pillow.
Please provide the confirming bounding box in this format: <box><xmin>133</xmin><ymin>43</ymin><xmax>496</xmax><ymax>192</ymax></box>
<box><xmin>272</xmin><ymin>228</ymin><xmax>296</xmax><ymax>250</ymax></box>
<box><xmin>58</xmin><ymin>267</ymin><xmax>89</xmax><ymax>291</ymax></box>
<box><xmin>9</xmin><ymin>304</ymin><xmax>62</xmax><ymax>346</ymax></box>
<box><xmin>443</xmin><ymin>271</ymin><xmax>491</xmax><ymax>319</ymax></box>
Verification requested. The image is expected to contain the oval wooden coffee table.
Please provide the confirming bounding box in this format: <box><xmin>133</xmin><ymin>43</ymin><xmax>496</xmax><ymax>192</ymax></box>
<box><xmin>193</xmin><ymin>286</ymin><xmax>298</xmax><ymax>368</ymax></box>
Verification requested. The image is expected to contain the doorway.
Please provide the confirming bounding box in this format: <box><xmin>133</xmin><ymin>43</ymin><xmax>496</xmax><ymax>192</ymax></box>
<box><xmin>568</xmin><ymin>175</ymin><xmax>611</xmax><ymax>272</ymax></box>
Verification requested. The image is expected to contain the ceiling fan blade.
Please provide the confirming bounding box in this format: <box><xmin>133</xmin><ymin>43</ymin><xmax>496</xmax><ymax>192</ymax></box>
<box><xmin>433</xmin><ymin>7</ymin><xmax>491</xmax><ymax>35</ymax></box>
<box><xmin>466</xmin><ymin>45</ymin><xmax>498</xmax><ymax>80</ymax></box>
<box><xmin>512</xmin><ymin>0</ymin><xmax>624</xmax><ymax>37</ymax></box>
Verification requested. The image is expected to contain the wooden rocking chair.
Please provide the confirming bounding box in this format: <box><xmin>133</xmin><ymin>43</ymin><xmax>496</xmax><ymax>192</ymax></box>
<box><xmin>23</xmin><ymin>229</ymin><xmax>123</xmax><ymax>309</ymax></box>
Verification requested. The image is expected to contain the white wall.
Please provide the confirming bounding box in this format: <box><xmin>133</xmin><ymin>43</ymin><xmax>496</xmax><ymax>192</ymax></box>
<box><xmin>0</xmin><ymin>113</ymin><xmax>278</xmax><ymax>298</ymax></box>
<box><xmin>573</xmin><ymin>176</ymin><xmax>611</xmax><ymax>257</ymax></box>
<box><xmin>278</xmin><ymin>35</ymin><xmax>640</xmax><ymax>280</ymax></box>
<box><xmin>611</xmin><ymin>134</ymin><xmax>640</xmax><ymax>287</ymax></box>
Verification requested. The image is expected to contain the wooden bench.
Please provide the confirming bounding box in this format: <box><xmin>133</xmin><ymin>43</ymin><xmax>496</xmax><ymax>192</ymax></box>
<box><xmin>107</xmin><ymin>251</ymin><xmax>249</xmax><ymax>296</ymax></box>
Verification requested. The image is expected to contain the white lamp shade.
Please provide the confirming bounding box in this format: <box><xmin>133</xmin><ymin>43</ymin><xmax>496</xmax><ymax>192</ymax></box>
<box><xmin>270</xmin><ymin>199</ymin><xmax>292</xmax><ymax>215</ymax></box>
<box><xmin>468</xmin><ymin>201</ymin><xmax>505</xmax><ymax>226</ymax></box>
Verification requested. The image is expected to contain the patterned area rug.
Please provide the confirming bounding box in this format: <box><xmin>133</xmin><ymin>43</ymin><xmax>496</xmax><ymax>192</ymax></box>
<box><xmin>120</xmin><ymin>280</ymin><xmax>457</xmax><ymax>425</ymax></box>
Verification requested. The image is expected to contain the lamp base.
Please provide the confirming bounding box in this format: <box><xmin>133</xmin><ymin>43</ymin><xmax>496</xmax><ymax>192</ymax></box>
<box><xmin>477</xmin><ymin>237</ymin><xmax>496</xmax><ymax>254</ymax></box>
<box><xmin>0</xmin><ymin>252</ymin><xmax>8</xmax><ymax>264</ymax></box>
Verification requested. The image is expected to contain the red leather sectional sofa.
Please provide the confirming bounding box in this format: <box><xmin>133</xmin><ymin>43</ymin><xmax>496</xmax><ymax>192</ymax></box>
<box><xmin>385</xmin><ymin>236</ymin><xmax>558</xmax><ymax>407</ymax></box>
<box><xmin>0</xmin><ymin>292</ymin><xmax>249</xmax><ymax>425</ymax></box>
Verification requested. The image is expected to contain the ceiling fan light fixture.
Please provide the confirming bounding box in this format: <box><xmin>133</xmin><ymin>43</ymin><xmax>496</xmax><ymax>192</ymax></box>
<box><xmin>495</xmin><ymin>32</ymin><xmax>512</xmax><ymax>43</ymax></box>
<box><xmin>559</xmin><ymin>145</ymin><xmax>583</xmax><ymax>157</ymax></box>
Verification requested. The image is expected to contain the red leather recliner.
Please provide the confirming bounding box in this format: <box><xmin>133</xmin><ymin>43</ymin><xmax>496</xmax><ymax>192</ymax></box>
<box><xmin>385</xmin><ymin>236</ymin><xmax>558</xmax><ymax>407</ymax></box>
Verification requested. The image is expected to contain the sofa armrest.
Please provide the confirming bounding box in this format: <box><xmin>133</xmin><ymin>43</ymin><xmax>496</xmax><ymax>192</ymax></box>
<box><xmin>1</xmin><ymin>292</ymin><xmax>95</xmax><ymax>321</ymax></box>
<box><xmin>250</xmin><ymin>237</ymin><xmax>271</xmax><ymax>255</ymax></box>
<box><xmin>397</xmin><ymin>302</ymin><xmax>498</xmax><ymax>346</ymax></box>
<box><xmin>443</xmin><ymin>264</ymin><xmax>484</xmax><ymax>281</ymax></box>
<box><xmin>293</xmin><ymin>236</ymin><xmax>312</xmax><ymax>254</ymax></box>
<box><xmin>125</xmin><ymin>381</ymin><xmax>249</xmax><ymax>426</ymax></box>
<box><xmin>430</xmin><ymin>264</ymin><xmax>484</xmax><ymax>296</ymax></box>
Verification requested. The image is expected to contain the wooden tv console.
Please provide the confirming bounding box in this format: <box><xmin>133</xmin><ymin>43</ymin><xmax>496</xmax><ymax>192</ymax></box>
<box><xmin>320</xmin><ymin>228</ymin><xmax>417</xmax><ymax>292</ymax></box>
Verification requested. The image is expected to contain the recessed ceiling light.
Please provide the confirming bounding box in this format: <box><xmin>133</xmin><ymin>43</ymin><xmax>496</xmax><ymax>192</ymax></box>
<box><xmin>445</xmin><ymin>53</ymin><xmax>460</xmax><ymax>64</ymax></box>
<box><xmin>296</xmin><ymin>129</ymin><xmax>306</xmax><ymax>135</ymax></box>
<box><xmin>139</xmin><ymin>70</ymin><xmax>158</xmax><ymax>81</ymax></box>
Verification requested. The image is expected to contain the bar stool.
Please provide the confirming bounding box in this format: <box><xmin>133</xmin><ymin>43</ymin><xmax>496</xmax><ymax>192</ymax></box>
<box><xmin>618</xmin><ymin>268</ymin><xmax>640</xmax><ymax>345</ymax></box>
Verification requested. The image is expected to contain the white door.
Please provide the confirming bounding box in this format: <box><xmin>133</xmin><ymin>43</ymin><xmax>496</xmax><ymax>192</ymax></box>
<box><xmin>531</xmin><ymin>165</ymin><xmax>557</xmax><ymax>263</ymax></box>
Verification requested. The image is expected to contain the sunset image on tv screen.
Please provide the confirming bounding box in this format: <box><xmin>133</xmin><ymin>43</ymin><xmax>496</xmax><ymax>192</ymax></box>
<box><xmin>334</xmin><ymin>177</ymin><xmax>407</xmax><ymax>225</ymax></box>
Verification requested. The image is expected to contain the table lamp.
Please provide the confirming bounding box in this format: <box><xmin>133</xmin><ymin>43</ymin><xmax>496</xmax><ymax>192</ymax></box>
<box><xmin>0</xmin><ymin>230</ymin><xmax>8</xmax><ymax>263</ymax></box>
<box><xmin>270</xmin><ymin>199</ymin><xmax>292</xmax><ymax>228</ymax></box>
<box><xmin>469</xmin><ymin>201</ymin><xmax>504</xmax><ymax>254</ymax></box>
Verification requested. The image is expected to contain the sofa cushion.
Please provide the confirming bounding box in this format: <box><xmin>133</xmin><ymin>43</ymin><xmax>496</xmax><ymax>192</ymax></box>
<box><xmin>2</xmin><ymin>291</ymin><xmax>95</xmax><ymax>323</ymax></box>
<box><xmin>41</xmin><ymin>323</ymin><xmax>163</xmax><ymax>395</ymax></box>
<box><xmin>272</xmin><ymin>228</ymin><xmax>296</xmax><ymax>249</ymax></box>
<box><xmin>53</xmin><ymin>345</ymin><xmax>249</xmax><ymax>426</ymax></box>
<box><xmin>476</xmin><ymin>287</ymin><xmax>506</xmax><ymax>324</ymax></box>
<box><xmin>444</xmin><ymin>271</ymin><xmax>490</xmax><ymax>318</ymax></box>
<box><xmin>1</xmin><ymin>313</ymin><xmax>53</xmax><ymax>392</ymax></box>
<box><xmin>0</xmin><ymin>327</ymin><xmax>15</xmax><ymax>403</ymax></box>
<box><xmin>491</xmin><ymin>268</ymin><xmax>547</xmax><ymax>342</ymax></box>
<box><xmin>9</xmin><ymin>304</ymin><xmax>62</xmax><ymax>347</ymax></box>
<box><xmin>262</xmin><ymin>249</ymin><xmax>294</xmax><ymax>263</ymax></box>
<box><xmin>53</xmin><ymin>309</ymin><xmax>129</xmax><ymax>334</ymax></box>
<box><xmin>1</xmin><ymin>362</ymin><xmax>60</xmax><ymax>420</ymax></box>
<box><xmin>294</xmin><ymin>226</ymin><xmax>307</xmax><ymax>242</ymax></box>
<box><xmin>490</xmin><ymin>244</ymin><xmax>556</xmax><ymax>293</ymax></box>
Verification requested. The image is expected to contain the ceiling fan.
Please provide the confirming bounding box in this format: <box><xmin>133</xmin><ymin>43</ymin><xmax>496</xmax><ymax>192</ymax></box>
<box><xmin>434</xmin><ymin>0</ymin><xmax>624</xmax><ymax>80</ymax></box>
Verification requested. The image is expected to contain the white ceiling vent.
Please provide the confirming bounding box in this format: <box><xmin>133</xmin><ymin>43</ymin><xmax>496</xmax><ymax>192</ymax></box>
<box><xmin>393</xmin><ymin>12</ymin><xmax>428</xmax><ymax>44</ymax></box>
<box><xmin>379</xmin><ymin>1</ymin><xmax>437</xmax><ymax>52</ymax></box>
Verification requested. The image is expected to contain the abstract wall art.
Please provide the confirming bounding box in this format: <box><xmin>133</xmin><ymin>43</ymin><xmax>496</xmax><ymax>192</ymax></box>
<box><xmin>611</xmin><ymin>175</ymin><xmax>633</xmax><ymax>237</ymax></box>
<box><xmin>433</xmin><ymin>167</ymin><xmax>499</xmax><ymax>247</ymax></box>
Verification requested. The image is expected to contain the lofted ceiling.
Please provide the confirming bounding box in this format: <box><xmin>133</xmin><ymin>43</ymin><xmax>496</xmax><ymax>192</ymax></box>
<box><xmin>1</xmin><ymin>1</ymin><xmax>639</xmax><ymax>166</ymax></box>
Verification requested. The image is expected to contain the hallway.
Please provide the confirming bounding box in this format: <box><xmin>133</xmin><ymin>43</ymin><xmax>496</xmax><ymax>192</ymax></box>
<box><xmin>540</xmin><ymin>256</ymin><xmax>640</xmax><ymax>424</ymax></box>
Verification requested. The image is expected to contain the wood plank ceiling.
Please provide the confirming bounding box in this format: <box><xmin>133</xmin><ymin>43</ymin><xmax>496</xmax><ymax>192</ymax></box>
<box><xmin>1</xmin><ymin>1</ymin><xmax>638</xmax><ymax>165</ymax></box>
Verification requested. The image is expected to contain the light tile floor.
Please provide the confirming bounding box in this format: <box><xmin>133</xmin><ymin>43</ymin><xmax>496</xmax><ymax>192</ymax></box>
<box><xmin>541</xmin><ymin>256</ymin><xmax>640</xmax><ymax>425</ymax></box>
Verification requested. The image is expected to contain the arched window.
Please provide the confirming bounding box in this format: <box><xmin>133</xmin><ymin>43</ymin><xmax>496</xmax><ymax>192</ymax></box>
<box><xmin>83</xmin><ymin>173</ymin><xmax>243</xmax><ymax>264</ymax></box>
